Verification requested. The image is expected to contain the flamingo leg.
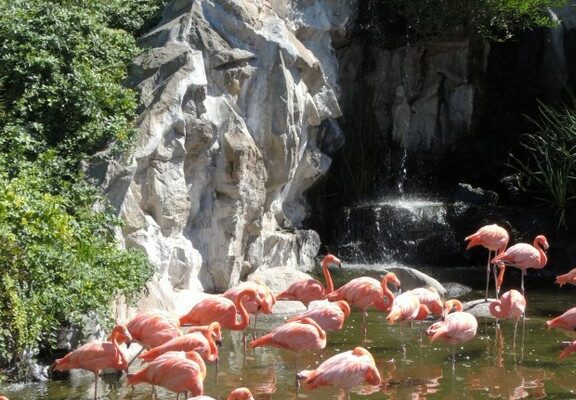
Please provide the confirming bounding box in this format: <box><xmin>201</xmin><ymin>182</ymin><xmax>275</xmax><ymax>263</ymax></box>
<box><xmin>93</xmin><ymin>372</ymin><xmax>98</xmax><ymax>400</ymax></box>
<box><xmin>451</xmin><ymin>347</ymin><xmax>456</xmax><ymax>381</ymax></box>
<box><xmin>512</xmin><ymin>319</ymin><xmax>518</xmax><ymax>354</ymax></box>
<box><xmin>127</xmin><ymin>346</ymin><xmax>146</xmax><ymax>370</ymax></box>
<box><xmin>295</xmin><ymin>353</ymin><xmax>301</xmax><ymax>389</ymax></box>
<box><xmin>520</xmin><ymin>269</ymin><xmax>526</xmax><ymax>296</ymax></box>
<box><xmin>485</xmin><ymin>250</ymin><xmax>491</xmax><ymax>301</ymax></box>
<box><xmin>492</xmin><ymin>252</ymin><xmax>500</xmax><ymax>298</ymax></box>
<box><xmin>361</xmin><ymin>311</ymin><xmax>367</xmax><ymax>344</ymax></box>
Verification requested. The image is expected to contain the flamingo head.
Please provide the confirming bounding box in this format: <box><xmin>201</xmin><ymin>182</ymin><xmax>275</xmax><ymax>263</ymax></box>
<box><xmin>381</xmin><ymin>272</ymin><xmax>401</xmax><ymax>289</ymax></box>
<box><xmin>441</xmin><ymin>299</ymin><xmax>463</xmax><ymax>319</ymax></box>
<box><xmin>323</xmin><ymin>254</ymin><xmax>342</xmax><ymax>269</ymax></box>
<box><xmin>337</xmin><ymin>300</ymin><xmax>351</xmax><ymax>318</ymax></box>
<box><xmin>228</xmin><ymin>387</ymin><xmax>254</xmax><ymax>400</ymax></box>
<box><xmin>535</xmin><ymin>235</ymin><xmax>549</xmax><ymax>251</ymax></box>
<box><xmin>210</xmin><ymin>322</ymin><xmax>223</xmax><ymax>346</ymax></box>
<box><xmin>109</xmin><ymin>323</ymin><xmax>132</xmax><ymax>344</ymax></box>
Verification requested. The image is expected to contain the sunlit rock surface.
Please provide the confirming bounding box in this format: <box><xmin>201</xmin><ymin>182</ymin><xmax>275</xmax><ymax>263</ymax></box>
<box><xmin>92</xmin><ymin>0</ymin><xmax>351</xmax><ymax>309</ymax></box>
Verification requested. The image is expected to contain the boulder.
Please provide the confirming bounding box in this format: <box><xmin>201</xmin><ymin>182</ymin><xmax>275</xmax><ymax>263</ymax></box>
<box><xmin>248</xmin><ymin>267</ymin><xmax>314</xmax><ymax>295</ymax></box>
<box><xmin>384</xmin><ymin>266</ymin><xmax>447</xmax><ymax>297</ymax></box>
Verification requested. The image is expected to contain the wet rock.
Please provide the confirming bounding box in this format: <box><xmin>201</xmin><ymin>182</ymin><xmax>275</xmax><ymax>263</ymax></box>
<box><xmin>443</xmin><ymin>282</ymin><xmax>473</xmax><ymax>298</ymax></box>
<box><xmin>463</xmin><ymin>298</ymin><xmax>495</xmax><ymax>318</ymax></box>
<box><xmin>454</xmin><ymin>183</ymin><xmax>498</xmax><ymax>205</ymax></box>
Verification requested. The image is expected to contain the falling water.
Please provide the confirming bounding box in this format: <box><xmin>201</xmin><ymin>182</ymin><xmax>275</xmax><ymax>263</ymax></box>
<box><xmin>396</xmin><ymin>148</ymin><xmax>408</xmax><ymax>196</ymax></box>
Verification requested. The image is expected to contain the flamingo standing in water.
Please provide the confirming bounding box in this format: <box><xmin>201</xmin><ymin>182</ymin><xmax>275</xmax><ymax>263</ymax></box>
<box><xmin>179</xmin><ymin>288</ymin><xmax>260</xmax><ymax>331</ymax></box>
<box><xmin>286</xmin><ymin>300</ymin><xmax>351</xmax><ymax>332</ymax></box>
<box><xmin>298</xmin><ymin>346</ymin><xmax>382</xmax><ymax>400</ymax></box>
<box><xmin>490</xmin><ymin>289</ymin><xmax>526</xmax><ymax>348</ymax></box>
<box><xmin>188</xmin><ymin>387</ymin><xmax>255</xmax><ymax>399</ymax></box>
<box><xmin>276</xmin><ymin>254</ymin><xmax>342</xmax><ymax>306</ymax></box>
<box><xmin>426</xmin><ymin>310</ymin><xmax>478</xmax><ymax>371</ymax></box>
<box><xmin>250</xmin><ymin>317</ymin><xmax>326</xmax><ymax>385</ymax></box>
<box><xmin>127</xmin><ymin>351</ymin><xmax>206</xmax><ymax>399</ymax></box>
<box><xmin>387</xmin><ymin>292</ymin><xmax>430</xmax><ymax>324</ymax></box>
<box><xmin>556</xmin><ymin>268</ymin><xmax>576</xmax><ymax>287</ymax></box>
<box><xmin>223</xmin><ymin>281</ymin><xmax>275</xmax><ymax>329</ymax></box>
<box><xmin>465</xmin><ymin>224</ymin><xmax>509</xmax><ymax>301</ymax></box>
<box><xmin>139</xmin><ymin>322</ymin><xmax>221</xmax><ymax>364</ymax></box>
<box><xmin>54</xmin><ymin>324</ymin><xmax>132</xmax><ymax>400</ymax></box>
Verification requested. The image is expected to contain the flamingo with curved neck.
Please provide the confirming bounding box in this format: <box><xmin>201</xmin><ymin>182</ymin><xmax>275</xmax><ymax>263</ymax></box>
<box><xmin>54</xmin><ymin>324</ymin><xmax>132</xmax><ymax>400</ymax></box>
<box><xmin>179</xmin><ymin>288</ymin><xmax>260</xmax><ymax>331</ymax></box>
<box><xmin>441</xmin><ymin>299</ymin><xmax>463</xmax><ymax>320</ymax></box>
<box><xmin>492</xmin><ymin>235</ymin><xmax>549</xmax><ymax>295</ymax></box>
<box><xmin>276</xmin><ymin>254</ymin><xmax>342</xmax><ymax>306</ymax></box>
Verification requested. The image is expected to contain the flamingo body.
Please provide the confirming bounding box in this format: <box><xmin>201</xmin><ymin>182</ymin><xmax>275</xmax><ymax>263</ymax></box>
<box><xmin>250</xmin><ymin>318</ymin><xmax>326</xmax><ymax>353</ymax></box>
<box><xmin>276</xmin><ymin>254</ymin><xmax>341</xmax><ymax>306</ymax></box>
<box><xmin>489</xmin><ymin>290</ymin><xmax>526</xmax><ymax>321</ymax></box>
<box><xmin>387</xmin><ymin>292</ymin><xmax>429</xmax><ymax>323</ymax></box>
<box><xmin>179</xmin><ymin>289</ymin><xmax>258</xmax><ymax>330</ymax></box>
<box><xmin>547</xmin><ymin>306</ymin><xmax>576</xmax><ymax>338</ymax></box>
<box><xmin>409</xmin><ymin>287</ymin><xmax>443</xmax><ymax>316</ymax></box>
<box><xmin>465</xmin><ymin>224</ymin><xmax>509</xmax><ymax>252</ymax></box>
<box><xmin>298</xmin><ymin>347</ymin><xmax>381</xmax><ymax>391</ymax></box>
<box><xmin>287</xmin><ymin>300</ymin><xmax>351</xmax><ymax>331</ymax></box>
<box><xmin>127</xmin><ymin>351</ymin><xmax>206</xmax><ymax>397</ymax></box>
<box><xmin>54</xmin><ymin>324</ymin><xmax>131</xmax><ymax>375</ymax></box>
<box><xmin>426</xmin><ymin>312</ymin><xmax>478</xmax><ymax>345</ymax></box>
<box><xmin>223</xmin><ymin>281</ymin><xmax>275</xmax><ymax>314</ymax></box>
<box><xmin>139</xmin><ymin>322</ymin><xmax>221</xmax><ymax>363</ymax></box>
<box><xmin>327</xmin><ymin>273</ymin><xmax>400</xmax><ymax>312</ymax></box>
<box><xmin>123</xmin><ymin>310</ymin><xmax>181</xmax><ymax>348</ymax></box>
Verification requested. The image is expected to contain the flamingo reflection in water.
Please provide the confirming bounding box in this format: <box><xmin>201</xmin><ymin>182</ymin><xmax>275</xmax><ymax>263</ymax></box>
<box><xmin>380</xmin><ymin>362</ymin><xmax>443</xmax><ymax>399</ymax></box>
<box><xmin>467</xmin><ymin>325</ymin><xmax>550</xmax><ymax>399</ymax></box>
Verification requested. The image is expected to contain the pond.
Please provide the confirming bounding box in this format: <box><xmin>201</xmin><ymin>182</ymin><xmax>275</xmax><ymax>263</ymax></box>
<box><xmin>2</xmin><ymin>288</ymin><xmax>576</xmax><ymax>399</ymax></box>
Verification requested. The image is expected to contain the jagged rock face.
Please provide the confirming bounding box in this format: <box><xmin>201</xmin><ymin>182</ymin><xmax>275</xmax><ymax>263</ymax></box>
<box><xmin>98</xmin><ymin>0</ymin><xmax>351</xmax><ymax>298</ymax></box>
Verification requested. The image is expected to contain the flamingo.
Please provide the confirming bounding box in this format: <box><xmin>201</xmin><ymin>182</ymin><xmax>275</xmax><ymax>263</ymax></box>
<box><xmin>489</xmin><ymin>290</ymin><xmax>526</xmax><ymax>321</ymax></box>
<box><xmin>127</xmin><ymin>351</ymin><xmax>206</xmax><ymax>399</ymax></box>
<box><xmin>223</xmin><ymin>281</ymin><xmax>275</xmax><ymax>329</ymax></box>
<box><xmin>297</xmin><ymin>346</ymin><xmax>382</xmax><ymax>400</ymax></box>
<box><xmin>426</xmin><ymin>310</ymin><xmax>478</xmax><ymax>370</ymax></box>
<box><xmin>556</xmin><ymin>268</ymin><xmax>576</xmax><ymax>287</ymax></box>
<box><xmin>546</xmin><ymin>306</ymin><xmax>576</xmax><ymax>338</ymax></box>
<box><xmin>465</xmin><ymin>224</ymin><xmax>509</xmax><ymax>301</ymax></box>
<box><xmin>250</xmin><ymin>317</ymin><xmax>326</xmax><ymax>385</ymax></box>
<box><xmin>386</xmin><ymin>292</ymin><xmax>429</xmax><ymax>324</ymax></box>
<box><xmin>286</xmin><ymin>300</ymin><xmax>351</xmax><ymax>332</ymax></box>
<box><xmin>188</xmin><ymin>387</ymin><xmax>255</xmax><ymax>399</ymax></box>
<box><xmin>409</xmin><ymin>287</ymin><xmax>443</xmax><ymax>316</ymax></box>
<box><xmin>441</xmin><ymin>299</ymin><xmax>463</xmax><ymax>319</ymax></box>
<box><xmin>276</xmin><ymin>254</ymin><xmax>342</xmax><ymax>306</ymax></box>
<box><xmin>139</xmin><ymin>322</ymin><xmax>221</xmax><ymax>364</ymax></box>
<box><xmin>54</xmin><ymin>324</ymin><xmax>132</xmax><ymax>400</ymax></box>
<box><xmin>179</xmin><ymin>288</ymin><xmax>260</xmax><ymax>331</ymax></box>
<box><xmin>491</xmin><ymin>235</ymin><xmax>549</xmax><ymax>295</ymax></box>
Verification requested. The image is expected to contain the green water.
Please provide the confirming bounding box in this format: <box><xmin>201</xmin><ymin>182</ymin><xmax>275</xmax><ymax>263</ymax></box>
<box><xmin>2</xmin><ymin>289</ymin><xmax>576</xmax><ymax>399</ymax></box>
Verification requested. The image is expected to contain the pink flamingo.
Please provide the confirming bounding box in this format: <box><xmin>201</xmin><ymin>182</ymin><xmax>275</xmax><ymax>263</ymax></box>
<box><xmin>223</xmin><ymin>281</ymin><xmax>275</xmax><ymax>329</ymax></box>
<box><xmin>386</xmin><ymin>292</ymin><xmax>429</xmax><ymax>323</ymax></box>
<box><xmin>139</xmin><ymin>322</ymin><xmax>221</xmax><ymax>364</ymax></box>
<box><xmin>441</xmin><ymin>299</ymin><xmax>463</xmax><ymax>319</ymax></box>
<box><xmin>179</xmin><ymin>288</ymin><xmax>260</xmax><ymax>331</ymax></box>
<box><xmin>546</xmin><ymin>306</ymin><xmax>576</xmax><ymax>338</ymax></box>
<box><xmin>298</xmin><ymin>346</ymin><xmax>382</xmax><ymax>400</ymax></box>
<box><xmin>556</xmin><ymin>268</ymin><xmax>576</xmax><ymax>287</ymax></box>
<box><xmin>276</xmin><ymin>254</ymin><xmax>342</xmax><ymax>306</ymax></box>
<box><xmin>188</xmin><ymin>387</ymin><xmax>254</xmax><ymax>399</ymax></box>
<box><xmin>127</xmin><ymin>351</ymin><xmax>206</xmax><ymax>399</ymax></box>
<box><xmin>286</xmin><ymin>300</ymin><xmax>351</xmax><ymax>332</ymax></box>
<box><xmin>491</xmin><ymin>235</ymin><xmax>549</xmax><ymax>295</ymax></box>
<box><xmin>409</xmin><ymin>287</ymin><xmax>443</xmax><ymax>316</ymax></box>
<box><xmin>250</xmin><ymin>317</ymin><xmax>326</xmax><ymax>385</ymax></box>
<box><xmin>426</xmin><ymin>310</ymin><xmax>478</xmax><ymax>370</ymax></box>
<box><xmin>490</xmin><ymin>289</ymin><xmax>526</xmax><ymax>349</ymax></box>
<box><xmin>54</xmin><ymin>324</ymin><xmax>132</xmax><ymax>400</ymax></box>
<box><xmin>120</xmin><ymin>309</ymin><xmax>182</xmax><ymax>349</ymax></box>
<box><xmin>465</xmin><ymin>224</ymin><xmax>509</xmax><ymax>300</ymax></box>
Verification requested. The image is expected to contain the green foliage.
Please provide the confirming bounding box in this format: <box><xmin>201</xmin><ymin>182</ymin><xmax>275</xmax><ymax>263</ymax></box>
<box><xmin>0</xmin><ymin>0</ymin><xmax>165</xmax><ymax>378</ymax></box>
<box><xmin>362</xmin><ymin>0</ymin><xmax>568</xmax><ymax>43</ymax></box>
<box><xmin>512</xmin><ymin>97</ymin><xmax>576</xmax><ymax>228</ymax></box>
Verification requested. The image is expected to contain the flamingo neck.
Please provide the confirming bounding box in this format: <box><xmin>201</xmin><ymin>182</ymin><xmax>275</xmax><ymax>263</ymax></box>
<box><xmin>321</xmin><ymin>258</ymin><xmax>334</xmax><ymax>294</ymax></box>
<box><xmin>206</xmin><ymin>328</ymin><xmax>218</xmax><ymax>362</ymax></box>
<box><xmin>234</xmin><ymin>290</ymin><xmax>253</xmax><ymax>330</ymax></box>
<box><xmin>110</xmin><ymin>330</ymin><xmax>128</xmax><ymax>368</ymax></box>
<box><xmin>496</xmin><ymin>265</ymin><xmax>506</xmax><ymax>292</ymax></box>
<box><xmin>535</xmin><ymin>239</ymin><xmax>548</xmax><ymax>267</ymax></box>
<box><xmin>382</xmin><ymin>278</ymin><xmax>395</xmax><ymax>305</ymax></box>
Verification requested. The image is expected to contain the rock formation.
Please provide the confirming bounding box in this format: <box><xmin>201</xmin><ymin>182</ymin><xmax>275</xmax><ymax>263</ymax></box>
<box><xmin>89</xmin><ymin>0</ymin><xmax>351</xmax><ymax>307</ymax></box>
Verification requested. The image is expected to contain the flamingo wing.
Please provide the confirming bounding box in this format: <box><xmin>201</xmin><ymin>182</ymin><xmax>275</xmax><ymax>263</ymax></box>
<box><xmin>180</xmin><ymin>297</ymin><xmax>235</xmax><ymax>327</ymax></box>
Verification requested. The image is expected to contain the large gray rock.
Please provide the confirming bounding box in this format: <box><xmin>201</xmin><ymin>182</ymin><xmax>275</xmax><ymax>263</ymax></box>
<box><xmin>93</xmin><ymin>0</ymin><xmax>352</xmax><ymax>310</ymax></box>
<box><xmin>385</xmin><ymin>265</ymin><xmax>447</xmax><ymax>297</ymax></box>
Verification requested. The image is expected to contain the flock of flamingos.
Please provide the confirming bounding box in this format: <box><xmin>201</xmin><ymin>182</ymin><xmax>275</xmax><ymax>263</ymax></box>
<box><xmin>3</xmin><ymin>223</ymin><xmax>576</xmax><ymax>400</ymax></box>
